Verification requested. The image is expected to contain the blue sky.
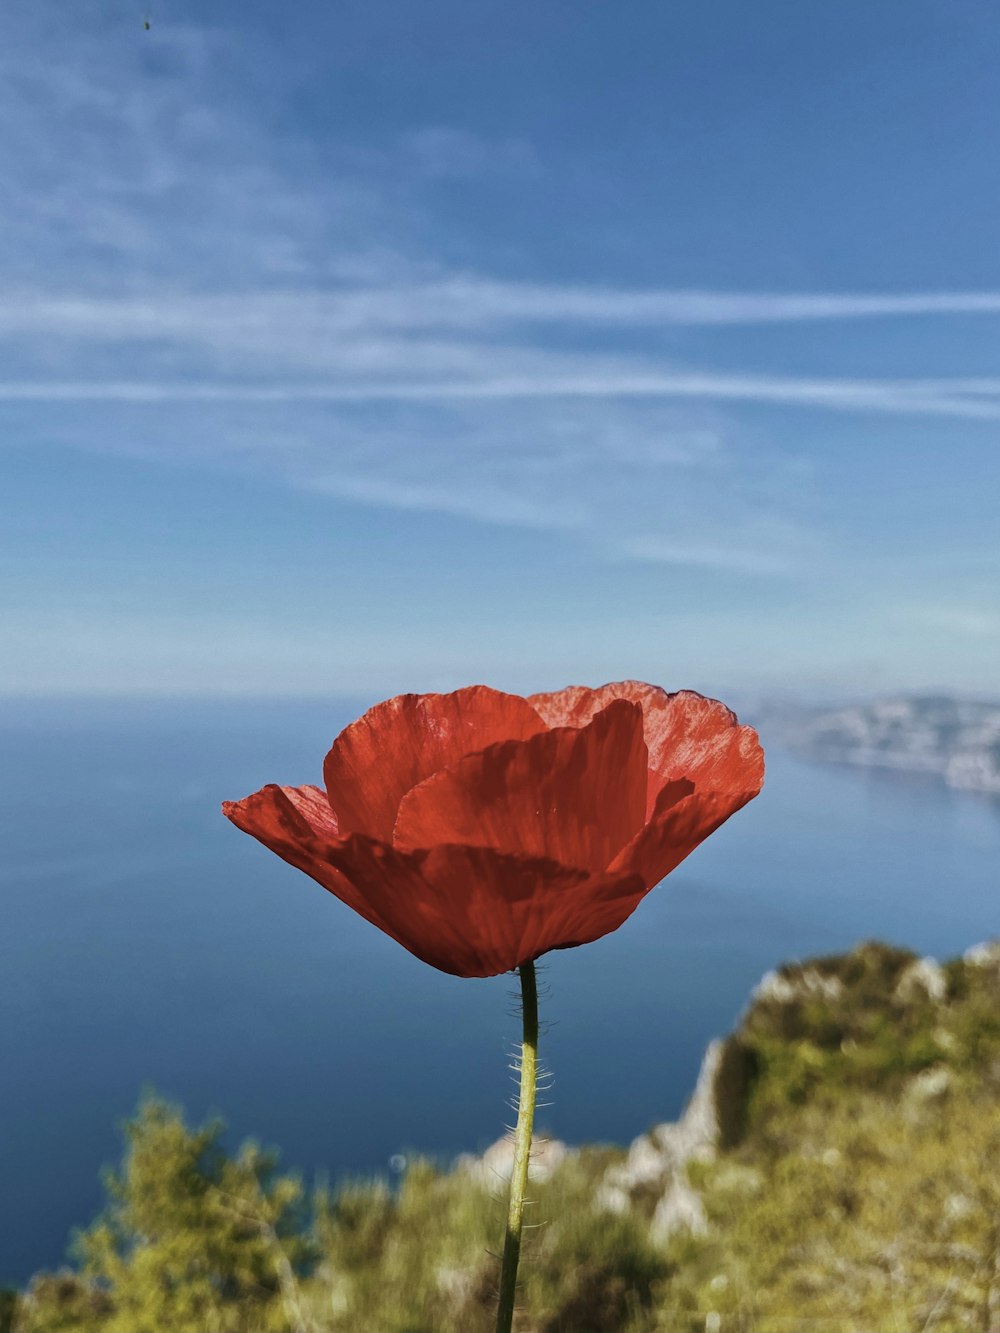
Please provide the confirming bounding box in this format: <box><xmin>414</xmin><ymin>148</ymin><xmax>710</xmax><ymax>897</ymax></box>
<box><xmin>2</xmin><ymin>0</ymin><xmax>999</xmax><ymax>701</ymax></box>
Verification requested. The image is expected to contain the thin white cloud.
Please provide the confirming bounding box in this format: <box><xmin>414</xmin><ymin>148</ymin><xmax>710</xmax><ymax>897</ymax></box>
<box><xmin>2</xmin><ymin>370</ymin><xmax>1000</xmax><ymax>421</ymax></box>
<box><xmin>309</xmin><ymin>471</ymin><xmax>588</xmax><ymax>530</ymax></box>
<box><xmin>618</xmin><ymin>535</ymin><xmax>794</xmax><ymax>575</ymax></box>
<box><xmin>346</xmin><ymin>281</ymin><xmax>1000</xmax><ymax>327</ymax></box>
<box><xmin>7</xmin><ymin>284</ymin><xmax>1000</xmax><ymax>351</ymax></box>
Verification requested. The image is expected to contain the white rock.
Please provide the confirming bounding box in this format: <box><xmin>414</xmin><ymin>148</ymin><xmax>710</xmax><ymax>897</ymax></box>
<box><xmin>905</xmin><ymin>1066</ymin><xmax>953</xmax><ymax>1104</ymax></box>
<box><xmin>895</xmin><ymin>957</ymin><xmax>947</xmax><ymax>1003</ymax></box>
<box><xmin>457</xmin><ymin>1133</ymin><xmax>568</xmax><ymax>1186</ymax></box>
<box><xmin>650</xmin><ymin>1176</ymin><xmax>708</xmax><ymax>1242</ymax></box>
<box><xmin>964</xmin><ymin>940</ymin><xmax>1000</xmax><ymax>968</ymax></box>
<box><xmin>594</xmin><ymin>1181</ymin><xmax>632</xmax><ymax>1215</ymax></box>
<box><xmin>436</xmin><ymin>1263</ymin><xmax>476</xmax><ymax>1302</ymax></box>
<box><xmin>752</xmin><ymin>970</ymin><xmax>794</xmax><ymax>1003</ymax></box>
<box><xmin>944</xmin><ymin>1193</ymin><xmax>976</xmax><ymax>1222</ymax></box>
<box><xmin>753</xmin><ymin>967</ymin><xmax>844</xmax><ymax>1005</ymax></box>
<box><xmin>598</xmin><ymin>1040</ymin><xmax>723</xmax><ymax>1241</ymax></box>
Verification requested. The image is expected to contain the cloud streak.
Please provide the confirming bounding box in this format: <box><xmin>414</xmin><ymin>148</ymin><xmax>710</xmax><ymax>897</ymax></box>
<box><xmin>3</xmin><ymin>370</ymin><xmax>1000</xmax><ymax>421</ymax></box>
<box><xmin>8</xmin><ymin>283</ymin><xmax>1000</xmax><ymax>342</ymax></box>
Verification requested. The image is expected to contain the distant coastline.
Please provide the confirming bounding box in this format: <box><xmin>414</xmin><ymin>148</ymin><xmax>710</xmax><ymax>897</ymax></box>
<box><xmin>765</xmin><ymin>694</ymin><xmax>1000</xmax><ymax>796</ymax></box>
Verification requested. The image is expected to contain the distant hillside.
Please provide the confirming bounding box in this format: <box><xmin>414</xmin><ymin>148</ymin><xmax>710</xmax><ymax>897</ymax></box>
<box><xmin>770</xmin><ymin>694</ymin><xmax>1000</xmax><ymax>795</ymax></box>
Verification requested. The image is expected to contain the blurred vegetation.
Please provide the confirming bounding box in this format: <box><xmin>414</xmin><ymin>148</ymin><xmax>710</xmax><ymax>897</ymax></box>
<box><xmin>10</xmin><ymin>939</ymin><xmax>1000</xmax><ymax>1332</ymax></box>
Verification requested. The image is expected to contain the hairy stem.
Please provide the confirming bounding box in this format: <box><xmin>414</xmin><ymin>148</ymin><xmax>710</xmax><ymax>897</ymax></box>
<box><xmin>495</xmin><ymin>960</ymin><xmax>538</xmax><ymax>1333</ymax></box>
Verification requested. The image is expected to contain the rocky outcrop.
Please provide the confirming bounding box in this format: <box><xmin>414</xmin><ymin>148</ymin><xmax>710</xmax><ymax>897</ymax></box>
<box><xmin>597</xmin><ymin>1039</ymin><xmax>723</xmax><ymax>1241</ymax></box>
<box><xmin>458</xmin><ymin>938</ymin><xmax>1000</xmax><ymax>1252</ymax></box>
<box><xmin>594</xmin><ymin>937</ymin><xmax>999</xmax><ymax>1243</ymax></box>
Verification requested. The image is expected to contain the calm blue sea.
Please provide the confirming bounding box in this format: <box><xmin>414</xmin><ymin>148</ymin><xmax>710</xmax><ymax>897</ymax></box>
<box><xmin>2</xmin><ymin>696</ymin><xmax>999</xmax><ymax>1285</ymax></box>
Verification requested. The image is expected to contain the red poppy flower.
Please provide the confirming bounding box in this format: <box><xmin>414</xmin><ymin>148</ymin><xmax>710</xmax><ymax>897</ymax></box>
<box><xmin>222</xmin><ymin>682</ymin><xmax>764</xmax><ymax>978</ymax></box>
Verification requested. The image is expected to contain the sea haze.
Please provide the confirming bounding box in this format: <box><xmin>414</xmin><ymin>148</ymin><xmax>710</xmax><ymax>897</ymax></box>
<box><xmin>2</xmin><ymin>696</ymin><xmax>999</xmax><ymax>1284</ymax></box>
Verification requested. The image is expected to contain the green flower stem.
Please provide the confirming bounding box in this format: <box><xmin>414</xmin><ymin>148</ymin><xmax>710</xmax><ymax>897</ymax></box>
<box><xmin>495</xmin><ymin>959</ymin><xmax>539</xmax><ymax>1333</ymax></box>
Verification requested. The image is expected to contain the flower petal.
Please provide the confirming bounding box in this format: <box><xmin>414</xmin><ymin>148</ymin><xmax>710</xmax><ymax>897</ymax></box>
<box><xmin>609</xmin><ymin>725</ymin><xmax>764</xmax><ymax>888</ymax></box>
<box><xmin>530</xmin><ymin>681</ymin><xmax>760</xmax><ymax>815</ymax></box>
<box><xmin>323</xmin><ymin>686</ymin><xmax>547</xmax><ymax>840</ymax></box>
<box><xmin>221</xmin><ymin>783</ymin><xmax>396</xmax><ymax>936</ymax></box>
<box><xmin>316</xmin><ymin>835</ymin><xmax>648</xmax><ymax>977</ymax></box>
<box><xmin>393</xmin><ymin>698</ymin><xmax>648</xmax><ymax>871</ymax></box>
